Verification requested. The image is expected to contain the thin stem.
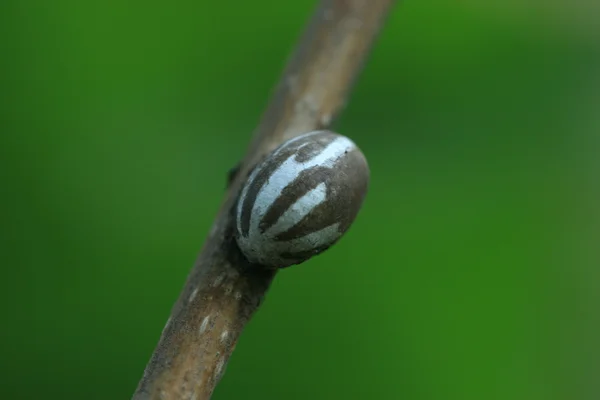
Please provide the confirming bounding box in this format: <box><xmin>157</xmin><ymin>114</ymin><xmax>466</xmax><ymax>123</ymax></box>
<box><xmin>133</xmin><ymin>1</ymin><xmax>396</xmax><ymax>399</ymax></box>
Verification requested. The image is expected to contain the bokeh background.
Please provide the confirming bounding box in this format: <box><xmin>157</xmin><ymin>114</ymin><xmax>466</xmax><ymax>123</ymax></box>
<box><xmin>2</xmin><ymin>1</ymin><xmax>599</xmax><ymax>399</ymax></box>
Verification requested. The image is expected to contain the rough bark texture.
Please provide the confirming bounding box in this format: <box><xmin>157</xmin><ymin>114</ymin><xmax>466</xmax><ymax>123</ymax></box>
<box><xmin>133</xmin><ymin>1</ymin><xmax>396</xmax><ymax>399</ymax></box>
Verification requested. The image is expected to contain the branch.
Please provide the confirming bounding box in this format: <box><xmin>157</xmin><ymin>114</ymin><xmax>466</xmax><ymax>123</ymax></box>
<box><xmin>133</xmin><ymin>1</ymin><xmax>396</xmax><ymax>399</ymax></box>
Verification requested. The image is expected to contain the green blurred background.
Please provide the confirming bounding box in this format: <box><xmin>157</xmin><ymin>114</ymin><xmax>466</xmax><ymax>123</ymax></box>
<box><xmin>2</xmin><ymin>1</ymin><xmax>599</xmax><ymax>399</ymax></box>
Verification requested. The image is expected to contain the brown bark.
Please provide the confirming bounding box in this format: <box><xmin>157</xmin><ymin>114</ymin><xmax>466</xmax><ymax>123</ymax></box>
<box><xmin>133</xmin><ymin>1</ymin><xmax>396</xmax><ymax>399</ymax></box>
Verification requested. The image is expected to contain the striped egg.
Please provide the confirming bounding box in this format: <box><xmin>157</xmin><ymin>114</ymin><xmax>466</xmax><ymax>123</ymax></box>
<box><xmin>235</xmin><ymin>130</ymin><xmax>370</xmax><ymax>268</ymax></box>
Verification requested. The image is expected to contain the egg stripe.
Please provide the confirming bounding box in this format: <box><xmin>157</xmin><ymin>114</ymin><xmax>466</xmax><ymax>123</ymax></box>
<box><xmin>237</xmin><ymin>133</ymin><xmax>323</xmax><ymax>237</ymax></box>
<box><xmin>238</xmin><ymin>131</ymin><xmax>350</xmax><ymax>237</ymax></box>
<box><xmin>258</xmin><ymin>166</ymin><xmax>331</xmax><ymax>234</ymax></box>
<box><xmin>247</xmin><ymin>136</ymin><xmax>355</xmax><ymax>240</ymax></box>
<box><xmin>269</xmin><ymin>223</ymin><xmax>341</xmax><ymax>258</ymax></box>
<box><xmin>262</xmin><ymin>182</ymin><xmax>327</xmax><ymax>237</ymax></box>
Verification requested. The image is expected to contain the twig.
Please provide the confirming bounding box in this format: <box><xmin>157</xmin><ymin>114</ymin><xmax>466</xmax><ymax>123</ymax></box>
<box><xmin>132</xmin><ymin>1</ymin><xmax>396</xmax><ymax>399</ymax></box>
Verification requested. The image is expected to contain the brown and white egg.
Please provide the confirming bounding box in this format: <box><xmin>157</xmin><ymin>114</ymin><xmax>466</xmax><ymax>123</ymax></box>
<box><xmin>235</xmin><ymin>130</ymin><xmax>370</xmax><ymax>268</ymax></box>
